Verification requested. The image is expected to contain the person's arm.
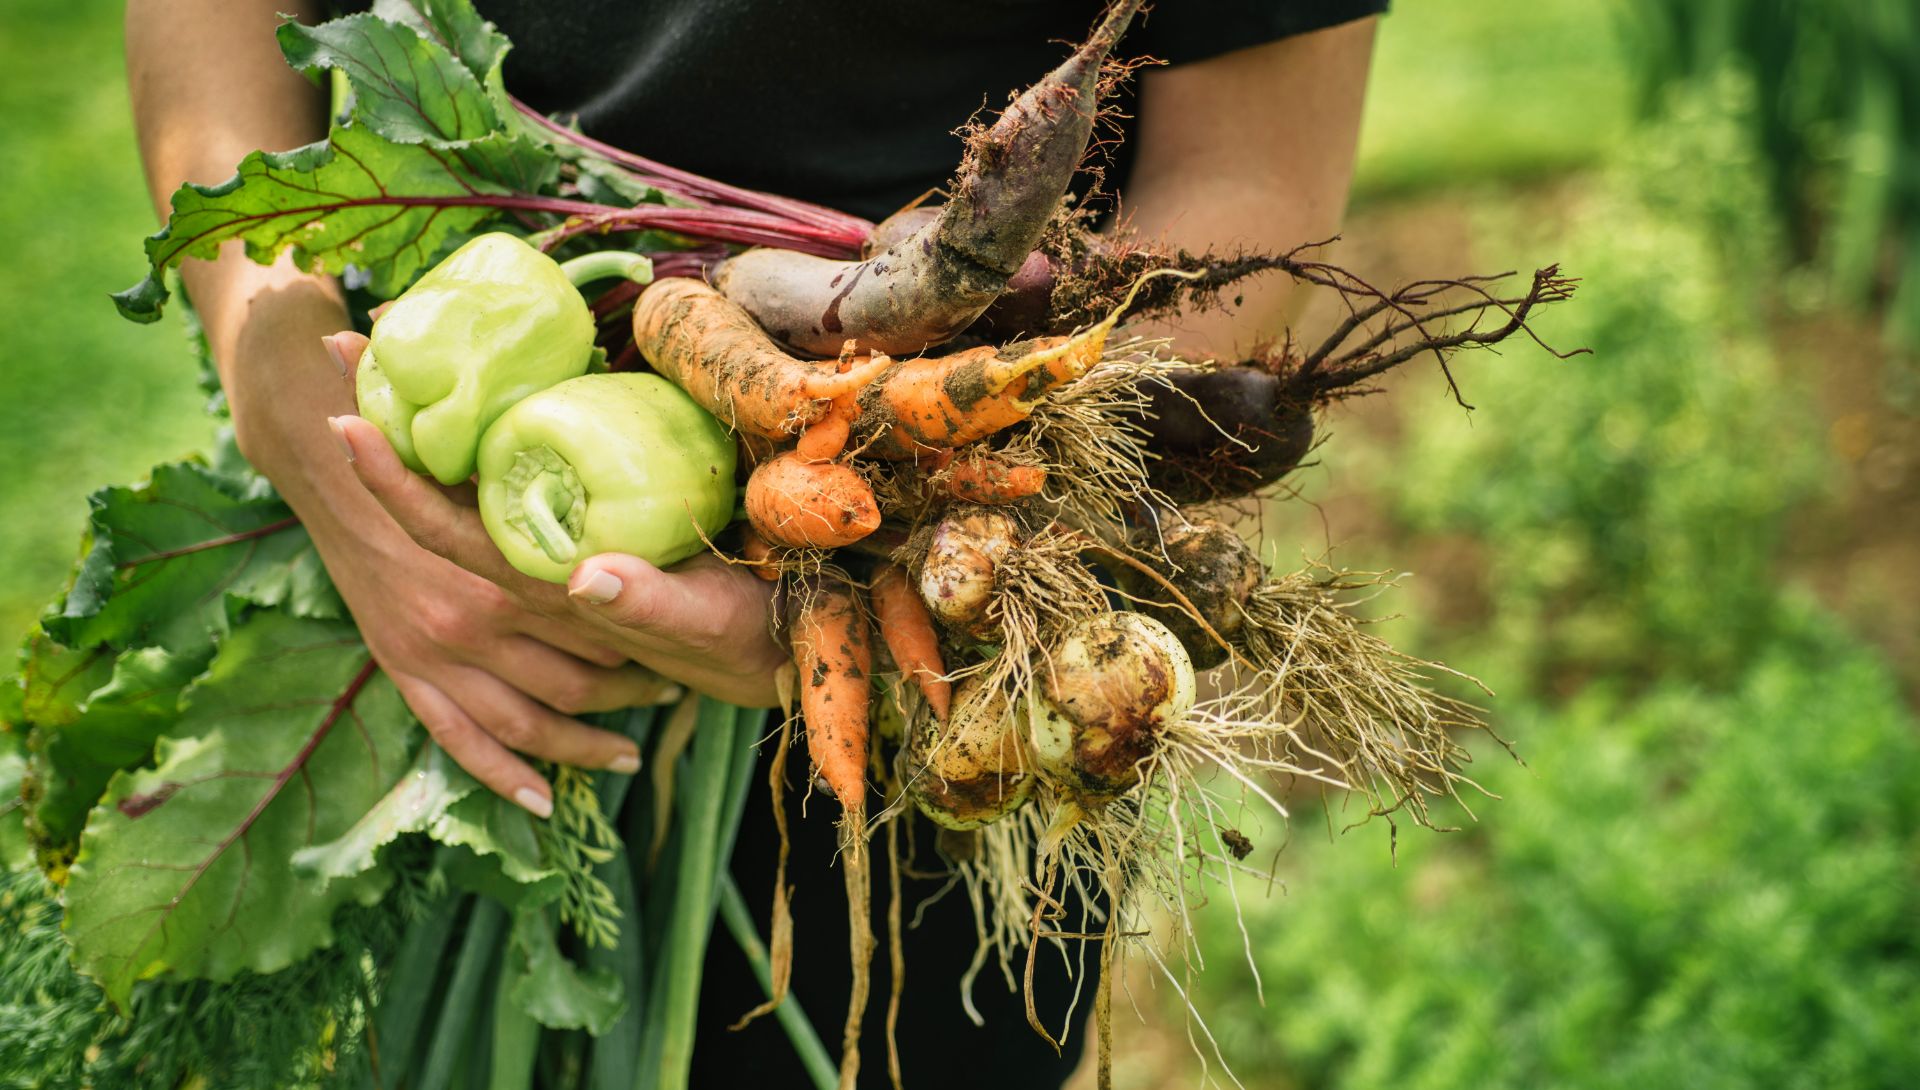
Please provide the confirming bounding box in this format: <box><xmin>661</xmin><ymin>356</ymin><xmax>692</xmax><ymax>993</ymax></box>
<box><xmin>125</xmin><ymin>0</ymin><xmax>678</xmax><ymax>816</ymax></box>
<box><xmin>1122</xmin><ymin>17</ymin><xmax>1378</xmax><ymax>358</ymax></box>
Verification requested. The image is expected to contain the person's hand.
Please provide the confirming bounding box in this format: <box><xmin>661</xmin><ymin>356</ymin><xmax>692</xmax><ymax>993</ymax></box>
<box><xmin>324</xmin><ymin>332</ymin><xmax>790</xmax><ymax>711</ymax></box>
<box><xmin>308</xmin><ymin>488</ymin><xmax>679</xmax><ymax>817</ymax></box>
<box><xmin>193</xmin><ymin>266</ymin><xmax>676</xmax><ymax>819</ymax></box>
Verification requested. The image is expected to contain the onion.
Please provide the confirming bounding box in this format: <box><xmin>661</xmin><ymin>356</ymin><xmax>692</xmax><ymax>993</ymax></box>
<box><xmin>1123</xmin><ymin>519</ymin><xmax>1261</xmax><ymax>669</ymax></box>
<box><xmin>1029</xmin><ymin>611</ymin><xmax>1196</xmax><ymax>803</ymax></box>
<box><xmin>906</xmin><ymin>677</ymin><xmax>1035</xmax><ymax>830</ymax></box>
<box><xmin>918</xmin><ymin>506</ymin><xmax>1020</xmax><ymax>638</ymax></box>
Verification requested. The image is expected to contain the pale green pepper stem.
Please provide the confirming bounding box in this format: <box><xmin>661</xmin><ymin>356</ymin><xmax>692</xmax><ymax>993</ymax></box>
<box><xmin>504</xmin><ymin>447</ymin><xmax>587</xmax><ymax>566</ymax></box>
<box><xmin>559</xmin><ymin>250</ymin><xmax>654</xmax><ymax>288</ymax></box>
<box><xmin>520</xmin><ymin>475</ymin><xmax>579</xmax><ymax>566</ymax></box>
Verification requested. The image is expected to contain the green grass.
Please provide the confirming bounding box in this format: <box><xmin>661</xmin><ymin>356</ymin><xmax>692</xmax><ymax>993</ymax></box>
<box><xmin>0</xmin><ymin>6</ymin><xmax>215</xmax><ymax>639</ymax></box>
<box><xmin>1357</xmin><ymin>0</ymin><xmax>1636</xmax><ymax>200</ymax></box>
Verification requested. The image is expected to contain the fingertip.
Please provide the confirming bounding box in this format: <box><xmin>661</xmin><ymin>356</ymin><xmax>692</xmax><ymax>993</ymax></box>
<box><xmin>568</xmin><ymin>553</ymin><xmax>663</xmax><ymax>605</ymax></box>
<box><xmin>323</xmin><ymin>330</ymin><xmax>371</xmax><ymax>378</ymax></box>
<box><xmin>513</xmin><ymin>786</ymin><xmax>554</xmax><ymax>819</ymax></box>
<box><xmin>568</xmin><ymin>566</ymin><xmax>623</xmax><ymax>605</ymax></box>
<box><xmin>578</xmin><ymin>552</ymin><xmax>665</xmax><ymax>580</ymax></box>
<box><xmin>321</xmin><ymin>334</ymin><xmax>349</xmax><ymax>377</ymax></box>
<box><xmin>332</xmin><ymin>415</ymin><xmax>401</xmax><ymax>482</ymax></box>
<box><xmin>326</xmin><ymin>416</ymin><xmax>357</xmax><ymax>463</ymax></box>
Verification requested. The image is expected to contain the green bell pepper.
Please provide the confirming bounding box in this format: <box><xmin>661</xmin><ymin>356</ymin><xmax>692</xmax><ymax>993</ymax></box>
<box><xmin>477</xmin><ymin>373</ymin><xmax>738</xmax><ymax>583</ymax></box>
<box><xmin>356</xmin><ymin>233</ymin><xmax>651</xmax><ymax>485</ymax></box>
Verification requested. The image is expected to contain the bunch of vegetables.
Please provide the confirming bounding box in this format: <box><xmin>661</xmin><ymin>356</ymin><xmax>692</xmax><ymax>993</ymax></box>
<box><xmin>0</xmin><ymin>2</ymin><xmax>1582</xmax><ymax>1088</ymax></box>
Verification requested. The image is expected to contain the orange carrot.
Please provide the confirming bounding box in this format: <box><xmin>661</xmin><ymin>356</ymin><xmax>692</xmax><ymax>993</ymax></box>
<box><xmin>854</xmin><ymin>326</ymin><xmax>1110</xmax><ymax>459</ymax></box>
<box><xmin>940</xmin><ymin>450</ymin><xmax>1047</xmax><ymax>504</ymax></box>
<box><xmin>792</xmin><ymin>580</ymin><xmax>872</xmax><ymax>813</ymax></box>
<box><xmin>739</xmin><ymin>527</ymin><xmax>780</xmax><ymax>581</ymax></box>
<box><xmin>869</xmin><ymin>562</ymin><xmax>952</xmax><ymax>722</ymax></box>
<box><xmin>794</xmin><ymin>388</ymin><xmax>861</xmax><ymax>463</ymax></box>
<box><xmin>745</xmin><ymin>450</ymin><xmax>882</xmax><ymax>548</ymax></box>
<box><xmin>791</xmin><ymin>578</ymin><xmax>877</xmax><ymax>1090</ymax></box>
<box><xmin>633</xmin><ymin>278</ymin><xmax>889</xmax><ymax>439</ymax></box>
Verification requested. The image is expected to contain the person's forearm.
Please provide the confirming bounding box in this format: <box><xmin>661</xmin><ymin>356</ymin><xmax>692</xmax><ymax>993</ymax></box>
<box><xmin>125</xmin><ymin>0</ymin><xmax>385</xmax><ymax>549</ymax></box>
<box><xmin>1121</xmin><ymin>19</ymin><xmax>1377</xmax><ymax>360</ymax></box>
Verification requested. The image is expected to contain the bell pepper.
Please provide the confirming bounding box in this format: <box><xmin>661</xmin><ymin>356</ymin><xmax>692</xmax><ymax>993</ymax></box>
<box><xmin>356</xmin><ymin>233</ymin><xmax>652</xmax><ymax>485</ymax></box>
<box><xmin>477</xmin><ymin>373</ymin><xmax>738</xmax><ymax>582</ymax></box>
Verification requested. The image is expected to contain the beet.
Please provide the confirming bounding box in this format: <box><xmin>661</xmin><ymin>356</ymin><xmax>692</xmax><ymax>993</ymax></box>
<box><xmin>1138</xmin><ymin>366</ymin><xmax>1316</xmax><ymax>502</ymax></box>
<box><xmin>711</xmin><ymin>0</ymin><xmax>1144</xmax><ymax>357</ymax></box>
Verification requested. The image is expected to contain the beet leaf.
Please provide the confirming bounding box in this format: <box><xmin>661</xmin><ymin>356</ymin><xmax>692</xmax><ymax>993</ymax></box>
<box><xmin>47</xmin><ymin>459</ymin><xmax>337</xmax><ymax>655</ymax></box>
<box><xmin>113</xmin><ymin>124</ymin><xmax>570</xmax><ymax>323</ymax></box>
<box><xmin>293</xmin><ymin>743</ymin><xmax>562</xmax><ymax>910</ymax></box>
<box><xmin>13</xmin><ymin>636</ymin><xmax>198</xmax><ymax>855</ymax></box>
<box><xmin>278</xmin><ymin>13</ymin><xmax>503</xmax><ymax>146</ymax></box>
<box><xmin>63</xmin><ymin>609</ymin><xmax>414</xmax><ymax>1009</ymax></box>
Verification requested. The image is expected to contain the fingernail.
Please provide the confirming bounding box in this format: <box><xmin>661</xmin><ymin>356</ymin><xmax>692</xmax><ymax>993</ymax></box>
<box><xmin>608</xmin><ymin>750</ymin><xmax>641</xmax><ymax>775</ymax></box>
<box><xmin>513</xmin><ymin>787</ymin><xmax>554</xmax><ymax>819</ymax></box>
<box><xmin>327</xmin><ymin>417</ymin><xmax>356</xmax><ymax>463</ymax></box>
<box><xmin>571</xmin><ymin>569</ymin><xmax>622</xmax><ymax>605</ymax></box>
<box><xmin>321</xmin><ymin>334</ymin><xmax>349</xmax><ymax>377</ymax></box>
<box><xmin>658</xmin><ymin>685</ymin><xmax>687</xmax><ymax>705</ymax></box>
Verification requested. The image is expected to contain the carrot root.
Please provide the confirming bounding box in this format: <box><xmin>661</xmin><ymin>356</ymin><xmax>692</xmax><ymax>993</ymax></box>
<box><xmin>941</xmin><ymin>452</ymin><xmax>1047</xmax><ymax>505</ymax></box>
<box><xmin>792</xmin><ymin>579</ymin><xmax>873</xmax><ymax>812</ymax></box>
<box><xmin>870</xmin><ymin>562</ymin><xmax>952</xmax><ymax>722</ymax></box>
<box><xmin>746</xmin><ymin>451</ymin><xmax>882</xmax><ymax>549</ymax></box>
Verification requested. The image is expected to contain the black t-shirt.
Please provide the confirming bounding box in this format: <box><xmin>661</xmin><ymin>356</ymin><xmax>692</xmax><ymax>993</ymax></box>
<box><xmin>480</xmin><ymin>0</ymin><xmax>1389</xmax><ymax>220</ymax></box>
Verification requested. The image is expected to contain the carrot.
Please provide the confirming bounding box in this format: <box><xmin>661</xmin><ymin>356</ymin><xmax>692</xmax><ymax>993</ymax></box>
<box><xmin>711</xmin><ymin>0</ymin><xmax>1146</xmax><ymax>357</ymax></box>
<box><xmin>855</xmin><ymin>327</ymin><xmax>1109</xmax><ymax>459</ymax></box>
<box><xmin>739</xmin><ymin>527</ymin><xmax>780</xmax><ymax>581</ymax></box>
<box><xmin>939</xmin><ymin>450</ymin><xmax>1047</xmax><ymax>505</ymax></box>
<box><xmin>794</xmin><ymin>373</ymin><xmax>864</xmax><ymax>463</ymax></box>
<box><xmin>791</xmin><ymin>578</ymin><xmax>877</xmax><ymax>1090</ymax></box>
<box><xmin>869</xmin><ymin>562</ymin><xmax>952</xmax><ymax>722</ymax></box>
<box><xmin>632</xmin><ymin>278</ymin><xmax>889</xmax><ymax>438</ymax></box>
<box><xmin>745</xmin><ymin>450</ymin><xmax>882</xmax><ymax>549</ymax></box>
<box><xmin>792</xmin><ymin>579</ymin><xmax>873</xmax><ymax>813</ymax></box>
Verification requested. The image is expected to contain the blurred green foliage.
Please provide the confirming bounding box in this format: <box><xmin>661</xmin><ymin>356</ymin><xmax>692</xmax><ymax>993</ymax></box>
<box><xmin>1183</xmin><ymin>24</ymin><xmax>1920</xmax><ymax>1090</ymax></box>
<box><xmin>1390</xmin><ymin>77</ymin><xmax>1824</xmax><ymax>690</ymax></box>
<box><xmin>1622</xmin><ymin>0</ymin><xmax>1920</xmax><ymax>344</ymax></box>
<box><xmin>1353</xmin><ymin>0</ymin><xmax>1633</xmax><ymax>199</ymax></box>
<box><xmin>0</xmin><ymin>5</ymin><xmax>216</xmax><ymax>638</ymax></box>
<box><xmin>1202</xmin><ymin>615</ymin><xmax>1920</xmax><ymax>1090</ymax></box>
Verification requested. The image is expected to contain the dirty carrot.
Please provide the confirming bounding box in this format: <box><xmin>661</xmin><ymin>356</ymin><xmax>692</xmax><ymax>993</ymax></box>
<box><xmin>746</xmin><ymin>451</ymin><xmax>882</xmax><ymax>549</ymax></box>
<box><xmin>739</xmin><ymin>527</ymin><xmax>781</xmax><ymax>581</ymax></box>
<box><xmin>632</xmin><ymin>277</ymin><xmax>889</xmax><ymax>438</ymax></box>
<box><xmin>790</xmin><ymin>579</ymin><xmax>876</xmax><ymax>1089</ymax></box>
<box><xmin>939</xmin><ymin>450</ymin><xmax>1047</xmax><ymax>505</ymax></box>
<box><xmin>854</xmin><ymin>327</ymin><xmax>1109</xmax><ymax>459</ymax></box>
<box><xmin>870</xmin><ymin>561</ymin><xmax>952</xmax><ymax>722</ymax></box>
